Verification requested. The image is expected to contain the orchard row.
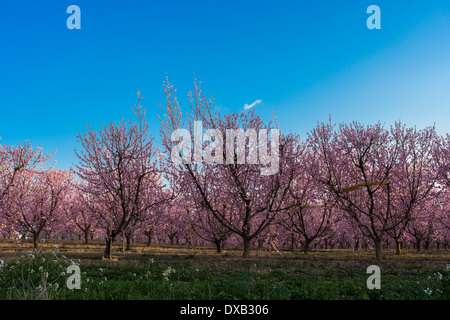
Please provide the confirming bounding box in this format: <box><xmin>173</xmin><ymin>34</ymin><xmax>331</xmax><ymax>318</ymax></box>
<box><xmin>1</xmin><ymin>80</ymin><xmax>449</xmax><ymax>261</ymax></box>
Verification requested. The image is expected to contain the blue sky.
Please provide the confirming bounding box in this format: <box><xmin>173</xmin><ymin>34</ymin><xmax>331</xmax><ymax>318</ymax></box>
<box><xmin>1</xmin><ymin>0</ymin><xmax>449</xmax><ymax>169</ymax></box>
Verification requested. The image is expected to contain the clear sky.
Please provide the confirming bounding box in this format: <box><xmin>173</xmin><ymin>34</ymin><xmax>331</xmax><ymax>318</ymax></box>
<box><xmin>1</xmin><ymin>0</ymin><xmax>449</xmax><ymax>169</ymax></box>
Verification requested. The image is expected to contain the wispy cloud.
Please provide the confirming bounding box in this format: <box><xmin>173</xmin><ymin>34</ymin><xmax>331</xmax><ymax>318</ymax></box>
<box><xmin>243</xmin><ymin>99</ymin><xmax>262</xmax><ymax>110</ymax></box>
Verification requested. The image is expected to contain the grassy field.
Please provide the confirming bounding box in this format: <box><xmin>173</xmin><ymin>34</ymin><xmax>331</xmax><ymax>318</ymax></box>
<box><xmin>0</xmin><ymin>240</ymin><xmax>448</xmax><ymax>300</ymax></box>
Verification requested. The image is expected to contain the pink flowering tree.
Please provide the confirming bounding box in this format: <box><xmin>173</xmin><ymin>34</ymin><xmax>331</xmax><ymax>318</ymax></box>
<box><xmin>185</xmin><ymin>194</ymin><xmax>233</xmax><ymax>254</ymax></box>
<box><xmin>308</xmin><ymin>120</ymin><xmax>406</xmax><ymax>261</ymax></box>
<box><xmin>436</xmin><ymin>134</ymin><xmax>450</xmax><ymax>187</ymax></box>
<box><xmin>386</xmin><ymin>126</ymin><xmax>442</xmax><ymax>254</ymax></box>
<box><xmin>406</xmin><ymin>197</ymin><xmax>442</xmax><ymax>252</ymax></box>
<box><xmin>4</xmin><ymin>168</ymin><xmax>72</xmax><ymax>249</ymax></box>
<box><xmin>62</xmin><ymin>180</ymin><xmax>99</xmax><ymax>244</ymax></box>
<box><xmin>156</xmin><ymin>201</ymin><xmax>187</xmax><ymax>246</ymax></box>
<box><xmin>279</xmin><ymin>143</ymin><xmax>338</xmax><ymax>254</ymax></box>
<box><xmin>159</xmin><ymin>79</ymin><xmax>298</xmax><ymax>257</ymax></box>
<box><xmin>0</xmin><ymin>139</ymin><xmax>54</xmax><ymax>212</ymax></box>
<box><xmin>75</xmin><ymin>93</ymin><xmax>174</xmax><ymax>258</ymax></box>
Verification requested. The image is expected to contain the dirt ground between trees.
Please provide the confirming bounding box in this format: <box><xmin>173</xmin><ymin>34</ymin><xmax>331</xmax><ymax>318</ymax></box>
<box><xmin>1</xmin><ymin>240</ymin><xmax>448</xmax><ymax>273</ymax></box>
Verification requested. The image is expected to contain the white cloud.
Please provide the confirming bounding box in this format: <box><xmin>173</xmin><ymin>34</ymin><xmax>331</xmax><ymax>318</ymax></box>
<box><xmin>243</xmin><ymin>99</ymin><xmax>262</xmax><ymax>110</ymax></box>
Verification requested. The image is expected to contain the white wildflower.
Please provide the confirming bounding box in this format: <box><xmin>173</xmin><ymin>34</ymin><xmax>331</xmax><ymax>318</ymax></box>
<box><xmin>162</xmin><ymin>266</ymin><xmax>176</xmax><ymax>280</ymax></box>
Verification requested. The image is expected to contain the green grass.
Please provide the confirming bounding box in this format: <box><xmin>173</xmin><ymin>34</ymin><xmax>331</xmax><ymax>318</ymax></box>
<box><xmin>0</xmin><ymin>248</ymin><xmax>448</xmax><ymax>300</ymax></box>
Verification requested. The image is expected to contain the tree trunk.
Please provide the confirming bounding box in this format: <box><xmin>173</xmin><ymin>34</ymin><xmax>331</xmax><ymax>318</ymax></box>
<box><xmin>354</xmin><ymin>239</ymin><xmax>360</xmax><ymax>252</ymax></box>
<box><xmin>84</xmin><ymin>230</ymin><xmax>89</xmax><ymax>245</ymax></box>
<box><xmin>424</xmin><ymin>239</ymin><xmax>430</xmax><ymax>250</ymax></box>
<box><xmin>126</xmin><ymin>233</ymin><xmax>131</xmax><ymax>251</ymax></box>
<box><xmin>104</xmin><ymin>236</ymin><xmax>115</xmax><ymax>259</ymax></box>
<box><xmin>375</xmin><ymin>239</ymin><xmax>382</xmax><ymax>262</ymax></box>
<box><xmin>145</xmin><ymin>229</ymin><xmax>154</xmax><ymax>247</ymax></box>
<box><xmin>395</xmin><ymin>239</ymin><xmax>402</xmax><ymax>255</ymax></box>
<box><xmin>33</xmin><ymin>234</ymin><xmax>39</xmax><ymax>250</ymax></box>
<box><xmin>303</xmin><ymin>240</ymin><xmax>311</xmax><ymax>254</ymax></box>
<box><xmin>416</xmin><ymin>239</ymin><xmax>421</xmax><ymax>253</ymax></box>
<box><xmin>243</xmin><ymin>237</ymin><xmax>251</xmax><ymax>258</ymax></box>
<box><xmin>214</xmin><ymin>240</ymin><xmax>222</xmax><ymax>254</ymax></box>
<box><xmin>146</xmin><ymin>235</ymin><xmax>152</xmax><ymax>247</ymax></box>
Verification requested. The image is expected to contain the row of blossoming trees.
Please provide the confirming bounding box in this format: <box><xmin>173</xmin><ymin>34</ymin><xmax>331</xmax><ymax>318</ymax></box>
<box><xmin>0</xmin><ymin>81</ymin><xmax>449</xmax><ymax>261</ymax></box>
